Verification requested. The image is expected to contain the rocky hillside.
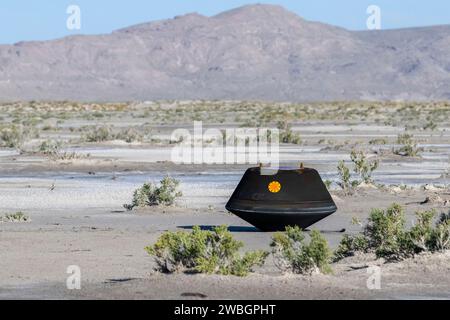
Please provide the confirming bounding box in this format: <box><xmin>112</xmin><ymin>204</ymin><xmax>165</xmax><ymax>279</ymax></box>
<box><xmin>0</xmin><ymin>4</ymin><xmax>449</xmax><ymax>102</ymax></box>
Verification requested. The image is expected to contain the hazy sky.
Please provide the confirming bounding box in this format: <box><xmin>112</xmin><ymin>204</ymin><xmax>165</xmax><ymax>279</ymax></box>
<box><xmin>1</xmin><ymin>0</ymin><xmax>448</xmax><ymax>44</ymax></box>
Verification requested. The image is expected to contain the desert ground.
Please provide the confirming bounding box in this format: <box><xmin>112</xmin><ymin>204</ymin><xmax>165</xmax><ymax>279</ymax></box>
<box><xmin>0</xmin><ymin>100</ymin><xmax>449</xmax><ymax>299</ymax></box>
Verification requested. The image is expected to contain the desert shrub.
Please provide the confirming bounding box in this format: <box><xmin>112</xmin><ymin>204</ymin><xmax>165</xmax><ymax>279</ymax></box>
<box><xmin>337</xmin><ymin>151</ymin><xmax>379</xmax><ymax>193</ymax></box>
<box><xmin>0</xmin><ymin>125</ymin><xmax>27</xmax><ymax>149</ymax></box>
<box><xmin>393</xmin><ymin>133</ymin><xmax>421</xmax><ymax>157</ymax></box>
<box><xmin>56</xmin><ymin>151</ymin><xmax>89</xmax><ymax>161</ymax></box>
<box><xmin>336</xmin><ymin>161</ymin><xmax>359</xmax><ymax>194</ymax></box>
<box><xmin>337</xmin><ymin>161</ymin><xmax>352</xmax><ymax>192</ymax></box>
<box><xmin>39</xmin><ymin>140</ymin><xmax>88</xmax><ymax>161</ymax></box>
<box><xmin>39</xmin><ymin>140</ymin><xmax>61</xmax><ymax>156</ymax></box>
<box><xmin>271</xmin><ymin>227</ymin><xmax>332</xmax><ymax>275</ymax></box>
<box><xmin>408</xmin><ymin>209</ymin><xmax>436</xmax><ymax>252</ymax></box>
<box><xmin>84</xmin><ymin>126</ymin><xmax>143</xmax><ymax>143</ymax></box>
<box><xmin>115</xmin><ymin>128</ymin><xmax>142</xmax><ymax>143</ymax></box>
<box><xmin>1</xmin><ymin>212</ymin><xmax>30</xmax><ymax>223</ymax></box>
<box><xmin>91</xmin><ymin>111</ymin><xmax>105</xmax><ymax>118</ymax></box>
<box><xmin>324</xmin><ymin>179</ymin><xmax>332</xmax><ymax>190</ymax></box>
<box><xmin>145</xmin><ymin>226</ymin><xmax>268</xmax><ymax>276</ymax></box>
<box><xmin>408</xmin><ymin>210</ymin><xmax>450</xmax><ymax>253</ymax></box>
<box><xmin>363</xmin><ymin>204</ymin><xmax>412</xmax><ymax>260</ymax></box>
<box><xmin>423</xmin><ymin>121</ymin><xmax>437</xmax><ymax>131</ymax></box>
<box><xmin>350</xmin><ymin>150</ymin><xmax>379</xmax><ymax>184</ymax></box>
<box><xmin>280</xmin><ymin>129</ymin><xmax>302</xmax><ymax>144</ymax></box>
<box><xmin>333</xmin><ymin>234</ymin><xmax>369</xmax><ymax>262</ymax></box>
<box><xmin>42</xmin><ymin>125</ymin><xmax>54</xmax><ymax>131</ymax></box>
<box><xmin>277</xmin><ymin>121</ymin><xmax>301</xmax><ymax>145</ymax></box>
<box><xmin>334</xmin><ymin>205</ymin><xmax>450</xmax><ymax>262</ymax></box>
<box><xmin>124</xmin><ymin>176</ymin><xmax>182</xmax><ymax>210</ymax></box>
<box><xmin>430</xmin><ymin>213</ymin><xmax>450</xmax><ymax>252</ymax></box>
<box><xmin>369</xmin><ymin>138</ymin><xmax>387</xmax><ymax>145</ymax></box>
<box><xmin>84</xmin><ymin>126</ymin><xmax>113</xmax><ymax>142</ymax></box>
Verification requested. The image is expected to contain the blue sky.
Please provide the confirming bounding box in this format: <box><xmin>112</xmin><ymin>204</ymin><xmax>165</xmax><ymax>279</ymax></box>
<box><xmin>0</xmin><ymin>0</ymin><xmax>448</xmax><ymax>44</ymax></box>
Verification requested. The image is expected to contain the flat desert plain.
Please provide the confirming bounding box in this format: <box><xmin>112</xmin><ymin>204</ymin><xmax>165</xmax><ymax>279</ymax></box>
<box><xmin>0</xmin><ymin>101</ymin><xmax>449</xmax><ymax>299</ymax></box>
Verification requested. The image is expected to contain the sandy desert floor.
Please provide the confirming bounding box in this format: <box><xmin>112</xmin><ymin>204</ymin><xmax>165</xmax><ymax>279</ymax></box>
<box><xmin>0</xmin><ymin>101</ymin><xmax>449</xmax><ymax>299</ymax></box>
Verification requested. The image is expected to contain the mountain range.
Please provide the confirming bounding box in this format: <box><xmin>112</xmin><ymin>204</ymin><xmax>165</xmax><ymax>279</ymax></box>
<box><xmin>1</xmin><ymin>4</ymin><xmax>450</xmax><ymax>102</ymax></box>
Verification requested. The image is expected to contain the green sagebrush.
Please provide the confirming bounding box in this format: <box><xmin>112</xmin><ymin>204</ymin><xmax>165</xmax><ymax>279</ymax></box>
<box><xmin>0</xmin><ymin>212</ymin><xmax>30</xmax><ymax>223</ymax></box>
<box><xmin>271</xmin><ymin>226</ymin><xmax>332</xmax><ymax>275</ymax></box>
<box><xmin>334</xmin><ymin>204</ymin><xmax>450</xmax><ymax>262</ymax></box>
<box><xmin>145</xmin><ymin>226</ymin><xmax>268</xmax><ymax>277</ymax></box>
<box><xmin>124</xmin><ymin>176</ymin><xmax>182</xmax><ymax>210</ymax></box>
<box><xmin>337</xmin><ymin>150</ymin><xmax>379</xmax><ymax>194</ymax></box>
<box><xmin>393</xmin><ymin>133</ymin><xmax>422</xmax><ymax>157</ymax></box>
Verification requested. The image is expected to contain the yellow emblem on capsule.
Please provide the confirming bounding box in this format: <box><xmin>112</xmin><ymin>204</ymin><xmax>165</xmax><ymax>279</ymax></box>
<box><xmin>268</xmin><ymin>181</ymin><xmax>281</xmax><ymax>193</ymax></box>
